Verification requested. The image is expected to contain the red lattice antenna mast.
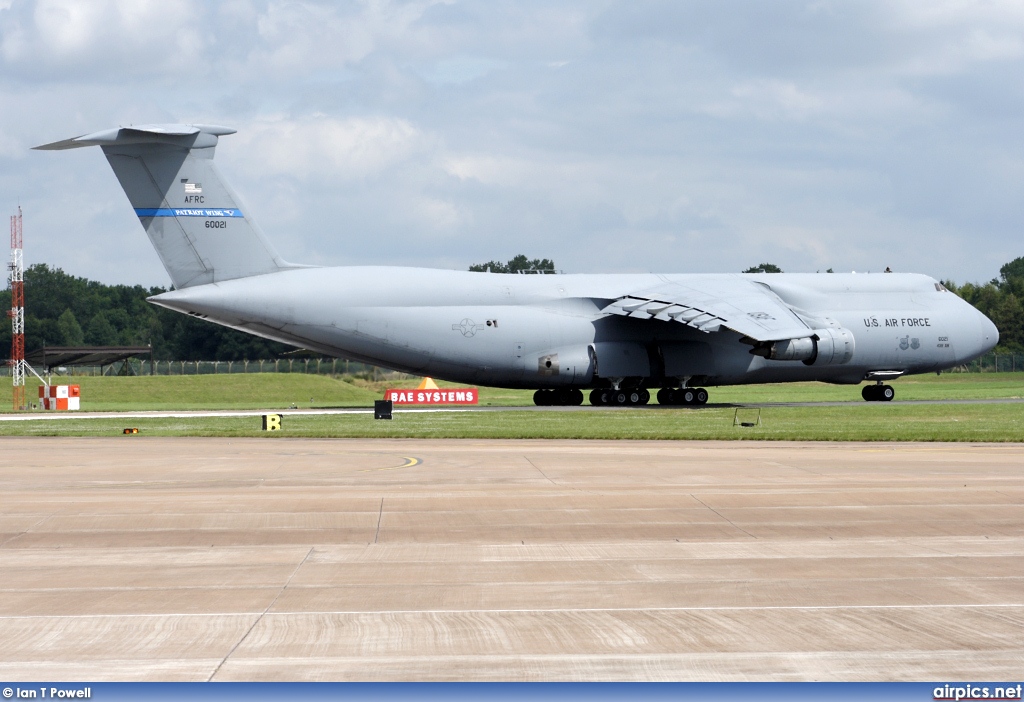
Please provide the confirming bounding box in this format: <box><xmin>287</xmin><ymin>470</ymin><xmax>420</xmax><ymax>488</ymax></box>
<box><xmin>9</xmin><ymin>206</ymin><xmax>25</xmax><ymax>410</ymax></box>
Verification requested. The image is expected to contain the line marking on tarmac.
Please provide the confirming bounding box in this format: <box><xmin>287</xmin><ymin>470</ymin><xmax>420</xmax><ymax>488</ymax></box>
<box><xmin>207</xmin><ymin>545</ymin><xmax>315</xmax><ymax>682</ymax></box>
<box><xmin>0</xmin><ymin>603</ymin><xmax>1020</xmax><ymax>620</ymax></box>
<box><xmin>1</xmin><ymin>397</ymin><xmax>1021</xmax><ymax>422</ymax></box>
<box><xmin>359</xmin><ymin>456</ymin><xmax>422</xmax><ymax>473</ymax></box>
<box><xmin>0</xmin><ymin>408</ymin><xmax>467</xmax><ymax>421</ymax></box>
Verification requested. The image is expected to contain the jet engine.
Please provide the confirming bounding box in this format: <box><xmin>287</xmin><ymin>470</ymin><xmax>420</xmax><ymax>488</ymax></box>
<box><xmin>750</xmin><ymin>327</ymin><xmax>855</xmax><ymax>366</ymax></box>
<box><xmin>533</xmin><ymin>345</ymin><xmax>595</xmax><ymax>385</ymax></box>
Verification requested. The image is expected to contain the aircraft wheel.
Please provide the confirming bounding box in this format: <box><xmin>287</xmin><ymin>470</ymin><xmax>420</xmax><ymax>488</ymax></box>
<box><xmin>638</xmin><ymin>389</ymin><xmax>650</xmax><ymax>405</ymax></box>
<box><xmin>862</xmin><ymin>385</ymin><xmax>885</xmax><ymax>402</ymax></box>
<box><xmin>681</xmin><ymin>388</ymin><xmax>697</xmax><ymax>405</ymax></box>
<box><xmin>695</xmin><ymin>388</ymin><xmax>709</xmax><ymax>405</ymax></box>
<box><xmin>570</xmin><ymin>389</ymin><xmax>585</xmax><ymax>406</ymax></box>
<box><xmin>613</xmin><ymin>391</ymin><xmax>630</xmax><ymax>406</ymax></box>
<box><xmin>625</xmin><ymin>389</ymin><xmax>642</xmax><ymax>405</ymax></box>
<box><xmin>880</xmin><ymin>385</ymin><xmax>895</xmax><ymax>402</ymax></box>
<box><xmin>656</xmin><ymin>388</ymin><xmax>672</xmax><ymax>405</ymax></box>
<box><xmin>589</xmin><ymin>389</ymin><xmax>606</xmax><ymax>406</ymax></box>
<box><xmin>533</xmin><ymin>390</ymin><xmax>550</xmax><ymax>406</ymax></box>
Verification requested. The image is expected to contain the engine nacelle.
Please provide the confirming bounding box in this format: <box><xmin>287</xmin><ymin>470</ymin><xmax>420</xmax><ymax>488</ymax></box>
<box><xmin>763</xmin><ymin>336</ymin><xmax>816</xmax><ymax>361</ymax></box>
<box><xmin>752</xmin><ymin>327</ymin><xmax>855</xmax><ymax>366</ymax></box>
<box><xmin>811</xmin><ymin>327</ymin><xmax>856</xmax><ymax>365</ymax></box>
<box><xmin>533</xmin><ymin>345</ymin><xmax>595</xmax><ymax>386</ymax></box>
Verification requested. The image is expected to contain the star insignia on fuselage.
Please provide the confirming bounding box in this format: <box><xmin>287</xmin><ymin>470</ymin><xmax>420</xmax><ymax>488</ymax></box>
<box><xmin>452</xmin><ymin>318</ymin><xmax>485</xmax><ymax>337</ymax></box>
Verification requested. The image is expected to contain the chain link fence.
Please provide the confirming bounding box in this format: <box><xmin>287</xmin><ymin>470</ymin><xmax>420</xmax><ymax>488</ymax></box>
<box><xmin>1</xmin><ymin>358</ymin><xmax>409</xmax><ymax>380</ymax></box>
<box><xmin>3</xmin><ymin>353</ymin><xmax>1022</xmax><ymax>377</ymax></box>
<box><xmin>956</xmin><ymin>352</ymin><xmax>1024</xmax><ymax>373</ymax></box>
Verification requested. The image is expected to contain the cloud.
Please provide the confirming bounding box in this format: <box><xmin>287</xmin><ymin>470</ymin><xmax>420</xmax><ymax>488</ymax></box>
<box><xmin>1</xmin><ymin>0</ymin><xmax>207</xmax><ymax>77</ymax></box>
<box><xmin>420</xmin><ymin>56</ymin><xmax>506</xmax><ymax>85</ymax></box>
<box><xmin>247</xmin><ymin>0</ymin><xmax>439</xmax><ymax>75</ymax></box>
<box><xmin>1</xmin><ymin>0</ymin><xmax>1021</xmax><ymax>285</ymax></box>
<box><xmin>230</xmin><ymin>114</ymin><xmax>429</xmax><ymax>181</ymax></box>
<box><xmin>891</xmin><ymin>0</ymin><xmax>1024</xmax><ymax>29</ymax></box>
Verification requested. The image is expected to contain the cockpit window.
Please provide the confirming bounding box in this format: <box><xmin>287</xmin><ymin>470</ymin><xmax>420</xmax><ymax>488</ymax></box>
<box><xmin>935</xmin><ymin>283</ymin><xmax>947</xmax><ymax>292</ymax></box>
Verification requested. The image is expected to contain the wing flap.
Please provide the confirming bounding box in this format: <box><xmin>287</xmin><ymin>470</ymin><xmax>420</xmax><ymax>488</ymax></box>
<box><xmin>600</xmin><ymin>277</ymin><xmax>812</xmax><ymax>341</ymax></box>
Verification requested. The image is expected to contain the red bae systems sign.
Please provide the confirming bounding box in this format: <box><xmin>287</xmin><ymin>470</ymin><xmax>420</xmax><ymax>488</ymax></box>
<box><xmin>385</xmin><ymin>388</ymin><xmax>479</xmax><ymax>405</ymax></box>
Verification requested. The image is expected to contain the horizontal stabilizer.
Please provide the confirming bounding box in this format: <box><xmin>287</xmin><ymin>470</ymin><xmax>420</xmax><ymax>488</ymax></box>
<box><xmin>34</xmin><ymin>124</ymin><xmax>236</xmax><ymax>151</ymax></box>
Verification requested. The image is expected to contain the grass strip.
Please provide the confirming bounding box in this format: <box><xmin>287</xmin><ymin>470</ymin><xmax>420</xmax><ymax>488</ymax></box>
<box><xmin>2</xmin><ymin>403</ymin><xmax>1021</xmax><ymax>442</ymax></box>
<box><xmin>1</xmin><ymin>372</ymin><xmax>1021</xmax><ymax>412</ymax></box>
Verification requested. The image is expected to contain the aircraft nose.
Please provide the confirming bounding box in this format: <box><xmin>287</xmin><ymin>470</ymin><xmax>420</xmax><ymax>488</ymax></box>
<box><xmin>977</xmin><ymin>310</ymin><xmax>999</xmax><ymax>354</ymax></box>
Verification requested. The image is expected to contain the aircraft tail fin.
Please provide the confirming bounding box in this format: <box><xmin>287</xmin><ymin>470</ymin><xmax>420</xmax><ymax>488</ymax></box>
<box><xmin>35</xmin><ymin>124</ymin><xmax>296</xmax><ymax>289</ymax></box>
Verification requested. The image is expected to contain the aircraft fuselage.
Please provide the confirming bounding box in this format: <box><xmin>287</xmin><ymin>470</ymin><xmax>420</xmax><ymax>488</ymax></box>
<box><xmin>151</xmin><ymin>267</ymin><xmax>998</xmax><ymax>390</ymax></box>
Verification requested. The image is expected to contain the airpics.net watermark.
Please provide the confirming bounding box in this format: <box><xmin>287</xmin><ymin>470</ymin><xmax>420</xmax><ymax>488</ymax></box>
<box><xmin>934</xmin><ymin>684</ymin><xmax>1023</xmax><ymax>701</ymax></box>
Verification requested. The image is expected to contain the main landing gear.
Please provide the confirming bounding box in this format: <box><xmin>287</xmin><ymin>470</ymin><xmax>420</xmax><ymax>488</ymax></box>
<box><xmin>588</xmin><ymin>388</ymin><xmax>651</xmax><ymax>406</ymax></box>
<box><xmin>656</xmin><ymin>387</ymin><xmax>709</xmax><ymax>406</ymax></box>
<box><xmin>862</xmin><ymin>384</ymin><xmax>895</xmax><ymax>402</ymax></box>
<box><xmin>537</xmin><ymin>387</ymin><xmax>711</xmax><ymax>407</ymax></box>
<box><xmin>533</xmin><ymin>388</ymin><xmax>585</xmax><ymax>406</ymax></box>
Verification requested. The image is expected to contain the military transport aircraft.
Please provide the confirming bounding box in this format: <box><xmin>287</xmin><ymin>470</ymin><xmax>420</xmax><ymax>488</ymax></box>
<box><xmin>36</xmin><ymin>124</ymin><xmax>999</xmax><ymax>405</ymax></box>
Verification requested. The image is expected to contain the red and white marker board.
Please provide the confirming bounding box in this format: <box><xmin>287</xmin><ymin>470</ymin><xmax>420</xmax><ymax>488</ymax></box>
<box><xmin>39</xmin><ymin>384</ymin><xmax>80</xmax><ymax>410</ymax></box>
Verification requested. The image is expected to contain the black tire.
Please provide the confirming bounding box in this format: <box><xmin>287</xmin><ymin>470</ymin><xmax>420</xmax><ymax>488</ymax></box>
<box><xmin>570</xmin><ymin>389</ymin><xmax>584</xmax><ymax>406</ymax></box>
<box><xmin>880</xmin><ymin>385</ymin><xmax>895</xmax><ymax>402</ymax></box>
<box><xmin>862</xmin><ymin>385</ymin><xmax>878</xmax><ymax>402</ymax></box>
<box><xmin>656</xmin><ymin>388</ymin><xmax>672</xmax><ymax>405</ymax></box>
<box><xmin>626</xmin><ymin>390</ymin><xmax>642</xmax><ymax>405</ymax></box>
<box><xmin>533</xmin><ymin>390</ymin><xmax>551</xmax><ymax>406</ymax></box>
<box><xmin>638</xmin><ymin>389</ymin><xmax>650</xmax><ymax>405</ymax></box>
<box><xmin>589</xmin><ymin>389</ymin><xmax>605</xmax><ymax>406</ymax></box>
<box><xmin>695</xmin><ymin>388</ymin><xmax>708</xmax><ymax>405</ymax></box>
<box><xmin>681</xmin><ymin>389</ymin><xmax>696</xmax><ymax>405</ymax></box>
<box><xmin>614</xmin><ymin>391</ymin><xmax>629</xmax><ymax>406</ymax></box>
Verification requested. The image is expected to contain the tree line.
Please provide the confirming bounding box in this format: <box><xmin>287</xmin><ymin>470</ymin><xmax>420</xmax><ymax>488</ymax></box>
<box><xmin>469</xmin><ymin>254</ymin><xmax>556</xmax><ymax>274</ymax></box>
<box><xmin>1</xmin><ymin>256</ymin><xmax>1021</xmax><ymax>362</ymax></box>
<box><xmin>941</xmin><ymin>257</ymin><xmax>1024</xmax><ymax>351</ymax></box>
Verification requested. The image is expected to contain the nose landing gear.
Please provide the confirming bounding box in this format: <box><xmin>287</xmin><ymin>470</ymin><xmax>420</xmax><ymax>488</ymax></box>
<box><xmin>862</xmin><ymin>384</ymin><xmax>895</xmax><ymax>402</ymax></box>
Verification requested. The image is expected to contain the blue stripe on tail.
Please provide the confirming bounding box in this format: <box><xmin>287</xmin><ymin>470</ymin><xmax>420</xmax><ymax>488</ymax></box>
<box><xmin>135</xmin><ymin>208</ymin><xmax>244</xmax><ymax>218</ymax></box>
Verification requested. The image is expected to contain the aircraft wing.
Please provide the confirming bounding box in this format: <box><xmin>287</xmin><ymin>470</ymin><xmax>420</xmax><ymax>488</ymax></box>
<box><xmin>599</xmin><ymin>277</ymin><xmax>813</xmax><ymax>342</ymax></box>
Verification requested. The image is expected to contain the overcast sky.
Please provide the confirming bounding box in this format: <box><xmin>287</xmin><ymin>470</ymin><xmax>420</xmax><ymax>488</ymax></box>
<box><xmin>2</xmin><ymin>0</ymin><xmax>1022</xmax><ymax>287</ymax></box>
